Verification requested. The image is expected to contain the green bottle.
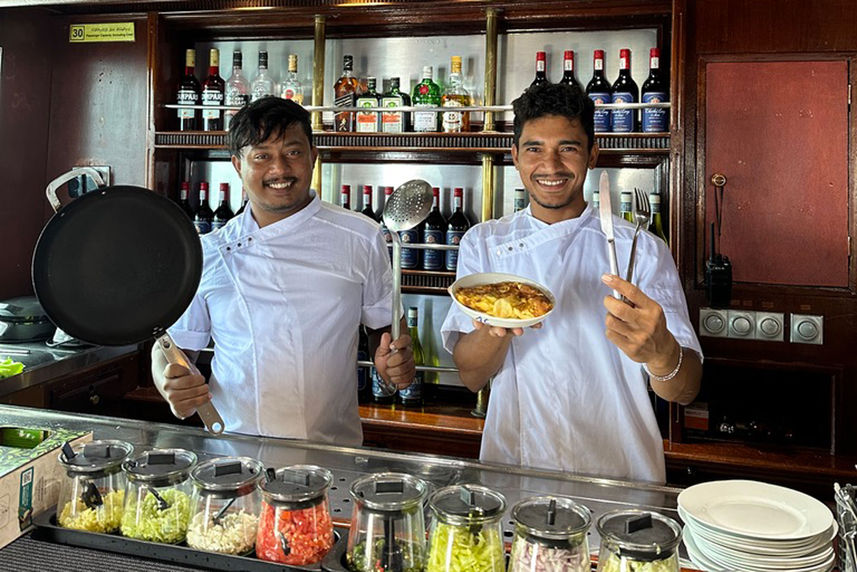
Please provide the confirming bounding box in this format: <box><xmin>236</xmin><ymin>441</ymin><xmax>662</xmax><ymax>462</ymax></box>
<box><xmin>398</xmin><ymin>307</ymin><xmax>425</xmax><ymax>407</ymax></box>
<box><xmin>649</xmin><ymin>192</ymin><xmax>668</xmax><ymax>243</ymax></box>
<box><xmin>412</xmin><ymin>65</ymin><xmax>441</xmax><ymax>132</ymax></box>
<box><xmin>620</xmin><ymin>191</ymin><xmax>634</xmax><ymax>223</ymax></box>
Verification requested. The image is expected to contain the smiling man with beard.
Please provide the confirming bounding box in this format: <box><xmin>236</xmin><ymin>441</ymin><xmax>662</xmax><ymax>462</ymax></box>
<box><xmin>441</xmin><ymin>83</ymin><xmax>702</xmax><ymax>484</ymax></box>
<box><xmin>150</xmin><ymin>97</ymin><xmax>415</xmax><ymax>444</ymax></box>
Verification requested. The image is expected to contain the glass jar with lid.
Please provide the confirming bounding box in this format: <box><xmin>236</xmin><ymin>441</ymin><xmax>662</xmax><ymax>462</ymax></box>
<box><xmin>120</xmin><ymin>448</ymin><xmax>197</xmax><ymax>543</ymax></box>
<box><xmin>57</xmin><ymin>439</ymin><xmax>134</xmax><ymax>533</ymax></box>
<box><xmin>256</xmin><ymin>464</ymin><xmax>335</xmax><ymax>565</ymax></box>
<box><xmin>509</xmin><ymin>496</ymin><xmax>591</xmax><ymax>572</ymax></box>
<box><xmin>595</xmin><ymin>509</ymin><xmax>682</xmax><ymax>572</ymax></box>
<box><xmin>187</xmin><ymin>456</ymin><xmax>263</xmax><ymax>555</ymax></box>
<box><xmin>427</xmin><ymin>484</ymin><xmax>506</xmax><ymax>572</ymax></box>
<box><xmin>347</xmin><ymin>472</ymin><xmax>428</xmax><ymax>572</ymax></box>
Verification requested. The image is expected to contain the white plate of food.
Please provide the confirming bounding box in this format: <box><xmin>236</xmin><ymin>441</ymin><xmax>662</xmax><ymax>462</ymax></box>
<box><xmin>448</xmin><ymin>272</ymin><xmax>556</xmax><ymax>329</ymax></box>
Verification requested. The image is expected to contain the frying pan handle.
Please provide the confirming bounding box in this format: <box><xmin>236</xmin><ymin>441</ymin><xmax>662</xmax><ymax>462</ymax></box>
<box><xmin>46</xmin><ymin>167</ymin><xmax>106</xmax><ymax>213</ymax></box>
<box><xmin>156</xmin><ymin>334</ymin><xmax>226</xmax><ymax>435</ymax></box>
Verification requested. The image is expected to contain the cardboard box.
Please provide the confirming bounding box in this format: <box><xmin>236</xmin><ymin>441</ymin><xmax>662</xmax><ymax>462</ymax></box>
<box><xmin>0</xmin><ymin>426</ymin><xmax>92</xmax><ymax>548</ymax></box>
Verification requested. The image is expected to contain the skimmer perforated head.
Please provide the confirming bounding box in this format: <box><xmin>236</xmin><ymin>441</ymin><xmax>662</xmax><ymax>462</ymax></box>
<box><xmin>382</xmin><ymin>179</ymin><xmax>433</xmax><ymax>232</ymax></box>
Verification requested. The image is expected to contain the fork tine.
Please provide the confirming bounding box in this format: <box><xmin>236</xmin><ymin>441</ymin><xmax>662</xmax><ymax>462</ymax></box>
<box><xmin>635</xmin><ymin>188</ymin><xmax>650</xmax><ymax>216</ymax></box>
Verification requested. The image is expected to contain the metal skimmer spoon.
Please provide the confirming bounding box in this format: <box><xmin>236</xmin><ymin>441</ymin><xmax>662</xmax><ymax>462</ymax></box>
<box><xmin>380</xmin><ymin>179</ymin><xmax>433</xmax><ymax>392</ymax></box>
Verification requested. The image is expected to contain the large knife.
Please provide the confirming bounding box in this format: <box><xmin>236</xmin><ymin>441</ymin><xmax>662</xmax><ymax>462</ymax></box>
<box><xmin>598</xmin><ymin>171</ymin><xmax>622</xmax><ymax>299</ymax></box>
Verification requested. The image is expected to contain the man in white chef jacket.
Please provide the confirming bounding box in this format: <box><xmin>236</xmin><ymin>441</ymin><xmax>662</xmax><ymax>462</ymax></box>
<box><xmin>441</xmin><ymin>83</ymin><xmax>702</xmax><ymax>484</ymax></box>
<box><xmin>150</xmin><ymin>97</ymin><xmax>415</xmax><ymax>444</ymax></box>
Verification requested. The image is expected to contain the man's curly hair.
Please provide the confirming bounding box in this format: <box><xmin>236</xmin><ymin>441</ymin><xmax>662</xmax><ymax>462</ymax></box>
<box><xmin>227</xmin><ymin>96</ymin><xmax>313</xmax><ymax>157</ymax></box>
<box><xmin>512</xmin><ymin>83</ymin><xmax>595</xmax><ymax>150</ymax></box>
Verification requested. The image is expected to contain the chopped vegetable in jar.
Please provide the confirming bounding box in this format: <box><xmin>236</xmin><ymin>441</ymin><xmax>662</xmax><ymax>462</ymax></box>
<box><xmin>256</xmin><ymin>500</ymin><xmax>334</xmax><ymax>565</ymax></box>
<box><xmin>598</xmin><ymin>552</ymin><xmax>679</xmax><ymax>572</ymax></box>
<box><xmin>347</xmin><ymin>537</ymin><xmax>425</xmax><ymax>572</ymax></box>
<box><xmin>186</xmin><ymin>509</ymin><xmax>258</xmax><ymax>554</ymax></box>
<box><xmin>509</xmin><ymin>537</ymin><xmax>590</xmax><ymax>572</ymax></box>
<box><xmin>427</xmin><ymin>521</ymin><xmax>504</xmax><ymax>572</ymax></box>
<box><xmin>120</xmin><ymin>488</ymin><xmax>191</xmax><ymax>543</ymax></box>
<box><xmin>58</xmin><ymin>489</ymin><xmax>125</xmax><ymax>533</ymax></box>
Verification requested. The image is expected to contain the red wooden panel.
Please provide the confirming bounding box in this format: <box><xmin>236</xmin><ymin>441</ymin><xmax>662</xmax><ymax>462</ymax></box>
<box><xmin>705</xmin><ymin>60</ymin><xmax>849</xmax><ymax>287</ymax></box>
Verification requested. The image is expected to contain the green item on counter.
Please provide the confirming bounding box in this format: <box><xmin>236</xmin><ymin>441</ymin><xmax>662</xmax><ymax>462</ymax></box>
<box><xmin>427</xmin><ymin>521</ymin><xmax>504</xmax><ymax>572</ymax></box>
<box><xmin>59</xmin><ymin>489</ymin><xmax>125</xmax><ymax>533</ymax></box>
<box><xmin>0</xmin><ymin>359</ymin><xmax>24</xmax><ymax>379</ymax></box>
<box><xmin>348</xmin><ymin>537</ymin><xmax>424</xmax><ymax>572</ymax></box>
<box><xmin>120</xmin><ymin>488</ymin><xmax>191</xmax><ymax>543</ymax></box>
<box><xmin>598</xmin><ymin>552</ymin><xmax>679</xmax><ymax>572</ymax></box>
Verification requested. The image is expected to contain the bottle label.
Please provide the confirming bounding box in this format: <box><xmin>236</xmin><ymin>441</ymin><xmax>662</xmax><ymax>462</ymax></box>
<box><xmin>642</xmin><ymin>92</ymin><xmax>668</xmax><ymax>132</ymax></box>
<box><xmin>589</xmin><ymin>92</ymin><xmax>612</xmax><ymax>132</ymax></box>
<box><xmin>224</xmin><ymin>91</ymin><xmax>248</xmax><ymax>106</ymax></box>
<box><xmin>413</xmin><ymin>105</ymin><xmax>438</xmax><ymax>132</ymax></box>
<box><xmin>400</xmin><ymin>229</ymin><xmax>419</xmax><ymax>268</ymax></box>
<box><xmin>595</xmin><ymin>59</ymin><xmax>604</xmax><ymax>71</ymax></box>
<box><xmin>564</xmin><ymin>60</ymin><xmax>573</xmax><ymax>72</ymax></box>
<box><xmin>194</xmin><ymin>220</ymin><xmax>212</xmax><ymax>234</ymax></box>
<box><xmin>211</xmin><ymin>219</ymin><xmax>227</xmax><ymax>231</ymax></box>
<box><xmin>202</xmin><ymin>89</ymin><xmax>223</xmax><ymax>119</ymax></box>
<box><xmin>423</xmin><ymin>230</ymin><xmax>445</xmax><ymax>270</ymax></box>
<box><xmin>398</xmin><ymin>370</ymin><xmax>424</xmax><ymax>403</ymax></box>
<box><xmin>380</xmin><ymin>224</ymin><xmax>392</xmax><ymax>244</ymax></box>
<box><xmin>177</xmin><ymin>88</ymin><xmax>198</xmax><ymax>119</ymax></box>
<box><xmin>371</xmin><ymin>368</ymin><xmax>396</xmax><ymax>399</ymax></box>
<box><xmin>381</xmin><ymin>96</ymin><xmax>405</xmax><ymax>132</ymax></box>
<box><xmin>355</xmin><ymin>96</ymin><xmax>379</xmax><ymax>133</ymax></box>
<box><xmin>611</xmin><ymin>92</ymin><xmax>635</xmax><ymax>132</ymax></box>
<box><xmin>536</xmin><ymin>61</ymin><xmax>546</xmax><ymax>72</ymax></box>
<box><xmin>445</xmin><ymin>230</ymin><xmax>465</xmax><ymax>270</ymax></box>
<box><xmin>334</xmin><ymin>92</ymin><xmax>356</xmax><ymax>131</ymax></box>
<box><xmin>514</xmin><ymin>197</ymin><xmax>527</xmax><ymax>212</ymax></box>
<box><xmin>442</xmin><ymin>100</ymin><xmax>464</xmax><ymax>132</ymax></box>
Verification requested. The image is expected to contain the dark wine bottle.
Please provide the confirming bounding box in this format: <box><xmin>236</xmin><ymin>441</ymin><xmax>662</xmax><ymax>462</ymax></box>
<box><xmin>340</xmin><ymin>184</ymin><xmax>351</xmax><ymax>210</ymax></box>
<box><xmin>201</xmin><ymin>48</ymin><xmax>225</xmax><ymax>131</ymax></box>
<box><xmin>586</xmin><ymin>49</ymin><xmax>612</xmax><ymax>133</ymax></box>
<box><xmin>422</xmin><ymin>187</ymin><xmax>448</xmax><ymax>271</ymax></box>
<box><xmin>445</xmin><ymin>187</ymin><xmax>471</xmax><ymax>271</ymax></box>
<box><xmin>177</xmin><ymin>49</ymin><xmax>201</xmax><ymax>131</ymax></box>
<box><xmin>193</xmin><ymin>182</ymin><xmax>214</xmax><ymax>235</ymax></box>
<box><xmin>211</xmin><ymin>182</ymin><xmax>235</xmax><ymax>231</ymax></box>
<box><xmin>641</xmin><ymin>47</ymin><xmax>669</xmax><ymax>133</ymax></box>
<box><xmin>559</xmin><ymin>50</ymin><xmax>582</xmax><ymax>91</ymax></box>
<box><xmin>235</xmin><ymin>189</ymin><xmax>248</xmax><ymax>215</ymax></box>
<box><xmin>611</xmin><ymin>48</ymin><xmax>639</xmax><ymax>133</ymax></box>
<box><xmin>176</xmin><ymin>181</ymin><xmax>194</xmax><ymax>219</ymax></box>
<box><xmin>360</xmin><ymin>185</ymin><xmax>376</xmax><ymax>220</ymax></box>
<box><xmin>529</xmin><ymin>51</ymin><xmax>549</xmax><ymax>88</ymax></box>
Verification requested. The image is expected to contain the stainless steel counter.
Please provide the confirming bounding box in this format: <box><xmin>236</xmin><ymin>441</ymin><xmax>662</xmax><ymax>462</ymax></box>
<box><xmin>0</xmin><ymin>342</ymin><xmax>140</xmax><ymax>397</ymax></box>
<box><xmin>0</xmin><ymin>405</ymin><xmax>688</xmax><ymax>564</ymax></box>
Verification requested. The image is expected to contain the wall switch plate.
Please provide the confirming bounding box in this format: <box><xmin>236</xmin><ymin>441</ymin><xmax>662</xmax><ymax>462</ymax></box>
<box><xmin>68</xmin><ymin>165</ymin><xmax>111</xmax><ymax>197</ymax></box>
<box><xmin>790</xmin><ymin>314</ymin><xmax>823</xmax><ymax>345</ymax></box>
<box><xmin>755</xmin><ymin>312</ymin><xmax>785</xmax><ymax>341</ymax></box>
<box><xmin>699</xmin><ymin>308</ymin><xmax>728</xmax><ymax>337</ymax></box>
<box><xmin>727</xmin><ymin>310</ymin><xmax>755</xmax><ymax>339</ymax></box>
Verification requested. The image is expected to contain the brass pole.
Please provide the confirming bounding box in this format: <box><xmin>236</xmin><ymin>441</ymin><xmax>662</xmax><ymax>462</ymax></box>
<box><xmin>482</xmin><ymin>8</ymin><xmax>498</xmax><ymax>132</ymax></box>
<box><xmin>481</xmin><ymin>154</ymin><xmax>494</xmax><ymax>221</ymax></box>
<box><xmin>312</xmin><ymin>15</ymin><xmax>325</xmax><ymax>197</ymax></box>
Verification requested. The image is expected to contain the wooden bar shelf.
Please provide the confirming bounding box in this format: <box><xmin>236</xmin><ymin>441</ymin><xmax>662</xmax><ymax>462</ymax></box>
<box><xmin>401</xmin><ymin>269</ymin><xmax>456</xmax><ymax>294</ymax></box>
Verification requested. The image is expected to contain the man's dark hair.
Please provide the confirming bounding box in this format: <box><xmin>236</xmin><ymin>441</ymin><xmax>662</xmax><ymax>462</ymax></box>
<box><xmin>227</xmin><ymin>96</ymin><xmax>313</xmax><ymax>157</ymax></box>
<box><xmin>512</xmin><ymin>83</ymin><xmax>595</xmax><ymax>150</ymax></box>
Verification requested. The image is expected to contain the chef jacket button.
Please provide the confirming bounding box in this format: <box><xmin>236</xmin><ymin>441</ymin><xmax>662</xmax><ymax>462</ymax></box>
<box><xmin>507</xmin><ymin>246</ymin><xmax>513</xmax><ymax>251</ymax></box>
<box><xmin>519</xmin><ymin>243</ymin><xmax>524</xmax><ymax>248</ymax></box>
<box><xmin>226</xmin><ymin>246</ymin><xmax>231</xmax><ymax>251</ymax></box>
<box><xmin>238</xmin><ymin>242</ymin><xmax>242</xmax><ymax>247</ymax></box>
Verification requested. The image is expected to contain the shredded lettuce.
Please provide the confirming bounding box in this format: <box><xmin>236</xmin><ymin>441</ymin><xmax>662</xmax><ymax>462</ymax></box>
<box><xmin>427</xmin><ymin>521</ymin><xmax>504</xmax><ymax>572</ymax></box>
<box><xmin>120</xmin><ymin>488</ymin><xmax>191</xmax><ymax>543</ymax></box>
<box><xmin>0</xmin><ymin>359</ymin><xmax>24</xmax><ymax>379</ymax></box>
<box><xmin>597</xmin><ymin>552</ymin><xmax>679</xmax><ymax>572</ymax></box>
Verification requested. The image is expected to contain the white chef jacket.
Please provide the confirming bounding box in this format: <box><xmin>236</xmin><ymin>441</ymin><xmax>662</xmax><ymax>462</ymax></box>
<box><xmin>441</xmin><ymin>203</ymin><xmax>702</xmax><ymax>483</ymax></box>
<box><xmin>168</xmin><ymin>192</ymin><xmax>393</xmax><ymax>445</ymax></box>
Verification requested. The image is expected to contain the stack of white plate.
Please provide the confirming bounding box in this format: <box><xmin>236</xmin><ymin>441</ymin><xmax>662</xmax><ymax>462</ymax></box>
<box><xmin>678</xmin><ymin>480</ymin><xmax>837</xmax><ymax>572</ymax></box>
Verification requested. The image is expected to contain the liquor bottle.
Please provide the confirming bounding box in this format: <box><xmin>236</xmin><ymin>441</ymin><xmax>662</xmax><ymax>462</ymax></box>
<box><xmin>357</xmin><ymin>326</ymin><xmax>371</xmax><ymax>404</ymax></box>
<box><xmin>224</xmin><ymin>50</ymin><xmax>250</xmax><ymax>130</ymax></box>
<box><xmin>441</xmin><ymin>56</ymin><xmax>471</xmax><ymax>133</ymax></box>
<box><xmin>611</xmin><ymin>48</ymin><xmax>639</xmax><ymax>133</ymax></box>
<box><xmin>279</xmin><ymin>54</ymin><xmax>304</xmax><ymax>104</ymax></box>
<box><xmin>251</xmin><ymin>50</ymin><xmax>274</xmax><ymax>102</ymax></box>
<box><xmin>591</xmin><ymin>190</ymin><xmax>600</xmax><ymax>211</ymax></box>
<box><xmin>201</xmin><ymin>49</ymin><xmax>225</xmax><ymax>131</ymax></box>
<box><xmin>422</xmin><ymin>187</ymin><xmax>448</xmax><ymax>271</ymax></box>
<box><xmin>412</xmin><ymin>66</ymin><xmax>441</xmax><ymax>133</ymax></box>
<box><xmin>641</xmin><ymin>47</ymin><xmax>669</xmax><ymax>133</ymax></box>
<box><xmin>211</xmin><ymin>183</ymin><xmax>235</xmax><ymax>231</ymax></box>
<box><xmin>334</xmin><ymin>55</ymin><xmax>359</xmax><ymax>132</ymax></box>
<box><xmin>176</xmin><ymin>181</ymin><xmax>194</xmax><ymax>219</ymax></box>
<box><xmin>649</xmin><ymin>192</ymin><xmax>668</xmax><ymax>242</ymax></box>
<box><xmin>355</xmin><ymin>77</ymin><xmax>381</xmax><ymax>133</ymax></box>
<box><xmin>398</xmin><ymin>307</ymin><xmax>424</xmax><ymax>407</ymax></box>
<box><xmin>559</xmin><ymin>50</ymin><xmax>583</xmax><ymax>91</ymax></box>
<box><xmin>513</xmin><ymin>188</ymin><xmax>528</xmax><ymax>212</ymax></box>
<box><xmin>177</xmin><ymin>49</ymin><xmax>201</xmax><ymax>131</ymax></box>
<box><xmin>380</xmin><ymin>186</ymin><xmax>394</xmax><ymax>248</ymax></box>
<box><xmin>445</xmin><ymin>187</ymin><xmax>471</xmax><ymax>271</ymax></box>
<box><xmin>360</xmin><ymin>185</ymin><xmax>376</xmax><ymax>220</ymax></box>
<box><xmin>530</xmin><ymin>51</ymin><xmax>549</xmax><ymax>89</ymax></box>
<box><xmin>586</xmin><ymin>50</ymin><xmax>612</xmax><ymax>133</ymax></box>
<box><xmin>381</xmin><ymin>77</ymin><xmax>410</xmax><ymax>133</ymax></box>
<box><xmin>194</xmin><ymin>182</ymin><xmax>214</xmax><ymax>235</ymax></box>
<box><xmin>339</xmin><ymin>184</ymin><xmax>351</xmax><ymax>210</ymax></box>
<box><xmin>235</xmin><ymin>189</ymin><xmax>249</xmax><ymax>215</ymax></box>
<box><xmin>620</xmin><ymin>191</ymin><xmax>634</xmax><ymax>223</ymax></box>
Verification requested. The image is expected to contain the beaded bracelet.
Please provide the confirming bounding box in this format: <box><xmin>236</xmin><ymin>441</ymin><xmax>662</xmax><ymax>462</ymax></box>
<box><xmin>645</xmin><ymin>345</ymin><xmax>683</xmax><ymax>382</ymax></box>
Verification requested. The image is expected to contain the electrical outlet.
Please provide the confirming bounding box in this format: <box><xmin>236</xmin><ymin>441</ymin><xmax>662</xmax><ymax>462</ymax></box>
<box><xmin>755</xmin><ymin>312</ymin><xmax>785</xmax><ymax>341</ymax></box>
<box><xmin>699</xmin><ymin>308</ymin><xmax>727</xmax><ymax>337</ymax></box>
<box><xmin>71</xmin><ymin>165</ymin><xmax>111</xmax><ymax>188</ymax></box>
<box><xmin>727</xmin><ymin>310</ymin><xmax>755</xmax><ymax>339</ymax></box>
<box><xmin>790</xmin><ymin>314</ymin><xmax>823</xmax><ymax>345</ymax></box>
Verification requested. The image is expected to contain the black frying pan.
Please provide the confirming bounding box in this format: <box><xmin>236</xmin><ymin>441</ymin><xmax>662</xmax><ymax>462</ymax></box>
<box><xmin>31</xmin><ymin>168</ymin><xmax>224</xmax><ymax>434</ymax></box>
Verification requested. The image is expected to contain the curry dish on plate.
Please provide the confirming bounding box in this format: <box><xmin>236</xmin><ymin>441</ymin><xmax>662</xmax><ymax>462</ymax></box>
<box><xmin>454</xmin><ymin>281</ymin><xmax>553</xmax><ymax>320</ymax></box>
